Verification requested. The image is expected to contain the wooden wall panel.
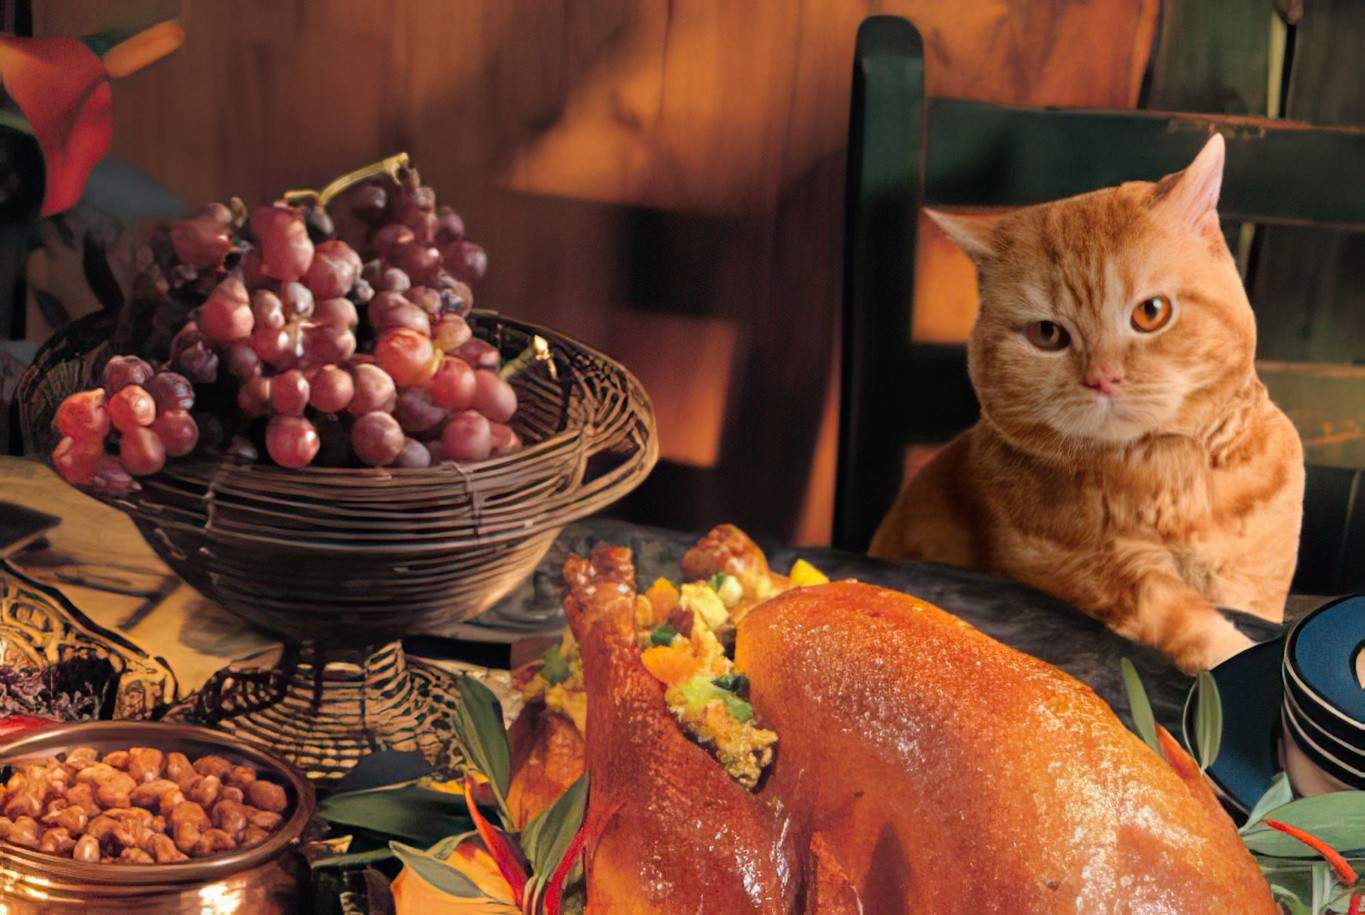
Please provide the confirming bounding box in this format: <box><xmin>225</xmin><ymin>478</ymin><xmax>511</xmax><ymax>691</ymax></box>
<box><xmin>35</xmin><ymin>0</ymin><xmax>1158</xmax><ymax>545</ymax></box>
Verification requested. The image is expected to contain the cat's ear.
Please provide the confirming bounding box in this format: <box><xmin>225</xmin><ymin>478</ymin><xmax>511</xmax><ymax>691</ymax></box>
<box><xmin>1152</xmin><ymin>133</ymin><xmax>1224</xmax><ymax>236</ymax></box>
<box><xmin>925</xmin><ymin>208</ymin><xmax>1002</xmax><ymax>262</ymax></box>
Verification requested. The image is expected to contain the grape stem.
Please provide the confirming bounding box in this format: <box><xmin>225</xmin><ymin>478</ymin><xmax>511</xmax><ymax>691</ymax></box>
<box><xmin>282</xmin><ymin>152</ymin><xmax>411</xmax><ymax>210</ymax></box>
<box><xmin>499</xmin><ymin>335</ymin><xmax>557</xmax><ymax>383</ymax></box>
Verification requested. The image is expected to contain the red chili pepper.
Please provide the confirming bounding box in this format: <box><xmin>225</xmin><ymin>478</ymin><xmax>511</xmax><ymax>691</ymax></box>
<box><xmin>543</xmin><ymin>819</ymin><xmax>589</xmax><ymax>915</ymax></box>
<box><xmin>1349</xmin><ymin>891</ymin><xmax>1362</xmax><ymax>915</ymax></box>
<box><xmin>1262</xmin><ymin>818</ymin><xmax>1358</xmax><ymax>887</ymax></box>
<box><xmin>462</xmin><ymin>774</ymin><xmax>528</xmax><ymax>906</ymax></box>
<box><xmin>0</xmin><ymin>716</ymin><xmax>55</xmax><ymax>739</ymax></box>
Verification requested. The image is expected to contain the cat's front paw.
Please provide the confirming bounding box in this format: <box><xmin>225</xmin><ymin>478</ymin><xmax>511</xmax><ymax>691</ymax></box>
<box><xmin>1174</xmin><ymin>619</ymin><xmax>1254</xmax><ymax>674</ymax></box>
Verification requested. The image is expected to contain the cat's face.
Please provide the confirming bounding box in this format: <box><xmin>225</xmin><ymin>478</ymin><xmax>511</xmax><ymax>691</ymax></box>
<box><xmin>933</xmin><ymin>135</ymin><xmax>1257</xmax><ymax>452</ymax></box>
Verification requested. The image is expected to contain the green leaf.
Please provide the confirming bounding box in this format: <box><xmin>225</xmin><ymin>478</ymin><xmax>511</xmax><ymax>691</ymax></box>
<box><xmin>454</xmin><ymin>676</ymin><xmax>512</xmax><ymax>800</ymax></box>
<box><xmin>318</xmin><ymin>785</ymin><xmax>472</xmax><ymax>845</ymax></box>
<box><xmin>427</xmin><ymin>831</ymin><xmax>477</xmax><ymax>861</ymax></box>
<box><xmin>389</xmin><ymin>841</ymin><xmax>486</xmax><ymax>898</ymax></box>
<box><xmin>1192</xmin><ymin>670</ymin><xmax>1223</xmax><ymax>771</ymax></box>
<box><xmin>1119</xmin><ymin>658</ymin><xmax>1160</xmax><ymax>754</ymax></box>
<box><xmin>650</xmin><ymin>623</ymin><xmax>678</xmax><ymax>647</ymax></box>
<box><xmin>308</xmin><ymin>847</ymin><xmax>397</xmax><ymax>870</ymax></box>
<box><xmin>1242</xmin><ymin>773</ymin><xmax>1294</xmax><ymax>833</ymax></box>
<box><xmin>520</xmin><ymin>774</ymin><xmax>588</xmax><ymax>876</ymax></box>
<box><xmin>1242</xmin><ymin>792</ymin><xmax>1365</xmax><ymax>857</ymax></box>
<box><xmin>1271</xmin><ymin>884</ymin><xmax>1312</xmax><ymax>915</ymax></box>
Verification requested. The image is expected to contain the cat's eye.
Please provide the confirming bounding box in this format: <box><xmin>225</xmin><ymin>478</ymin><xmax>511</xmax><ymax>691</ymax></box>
<box><xmin>1024</xmin><ymin>320</ymin><xmax>1071</xmax><ymax>351</ymax></box>
<box><xmin>1131</xmin><ymin>296</ymin><xmax>1173</xmax><ymax>333</ymax></box>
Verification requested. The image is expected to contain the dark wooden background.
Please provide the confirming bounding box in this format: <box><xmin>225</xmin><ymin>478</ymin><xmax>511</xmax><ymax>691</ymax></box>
<box><xmin>29</xmin><ymin>1</ymin><xmax>1356</xmax><ymax>544</ymax></box>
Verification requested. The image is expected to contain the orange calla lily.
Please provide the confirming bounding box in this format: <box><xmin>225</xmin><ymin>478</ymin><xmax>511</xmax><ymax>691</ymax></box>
<box><xmin>0</xmin><ymin>35</ymin><xmax>111</xmax><ymax>216</ymax></box>
<box><xmin>0</xmin><ymin>20</ymin><xmax>182</xmax><ymax>216</ymax></box>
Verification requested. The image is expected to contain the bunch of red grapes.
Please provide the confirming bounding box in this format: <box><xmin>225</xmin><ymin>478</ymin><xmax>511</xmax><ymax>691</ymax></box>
<box><xmin>51</xmin><ymin>164</ymin><xmax>523</xmax><ymax>494</ymax></box>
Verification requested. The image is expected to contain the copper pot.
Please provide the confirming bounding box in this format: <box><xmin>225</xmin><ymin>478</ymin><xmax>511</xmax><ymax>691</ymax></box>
<box><xmin>0</xmin><ymin>721</ymin><xmax>316</xmax><ymax>914</ymax></box>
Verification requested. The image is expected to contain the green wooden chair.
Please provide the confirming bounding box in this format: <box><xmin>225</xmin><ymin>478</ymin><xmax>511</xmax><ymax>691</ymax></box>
<box><xmin>835</xmin><ymin>15</ymin><xmax>1365</xmax><ymax>595</ymax></box>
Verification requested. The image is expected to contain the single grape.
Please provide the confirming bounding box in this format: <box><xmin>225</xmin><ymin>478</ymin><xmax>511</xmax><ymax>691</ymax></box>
<box><xmin>250</xmin><ymin>290</ymin><xmax>285</xmax><ymax>332</ymax></box>
<box><xmin>350</xmin><ymin>278</ymin><xmax>374</xmax><ymax>304</ymax></box>
<box><xmin>371</xmin><ymin>302</ymin><xmax>431</xmax><ymax>336</ymax></box>
<box><xmin>170</xmin><ymin>213</ymin><xmax>232</xmax><ymax>269</ymax></box>
<box><xmin>249</xmin><ymin>204</ymin><xmax>314</xmax><ymax>282</ymax></box>
<box><xmin>471</xmin><ymin>369</ymin><xmax>517</xmax><ymax>423</ymax></box>
<box><xmin>350</xmin><ymin>411</ymin><xmax>405</xmax><ymax>466</ymax></box>
<box><xmin>52</xmin><ymin>436</ymin><xmax>104</xmax><ymax>485</ymax></box>
<box><xmin>391</xmin><ymin>437</ymin><xmax>432</xmax><ymax>468</ymax></box>
<box><xmin>443</xmin><ymin>240</ymin><xmax>487</xmax><ymax>283</ymax></box>
<box><xmin>226</xmin><ymin>436</ymin><xmax>259</xmax><ymax>462</ymax></box>
<box><xmin>308</xmin><ymin>364</ymin><xmax>354</xmax><ymax>413</ymax></box>
<box><xmin>270</xmin><ymin>369</ymin><xmax>310</xmax><ymax>416</ymax></box>
<box><xmin>56</xmin><ymin>389</ymin><xmax>110</xmax><ymax>441</ymax></box>
<box><xmin>145</xmin><ymin>372</ymin><xmax>196</xmax><ymax>413</ymax></box>
<box><xmin>374</xmin><ymin>328</ymin><xmax>437</xmax><ymax>388</ymax></box>
<box><xmin>107</xmin><ymin>385</ymin><xmax>156</xmax><ymax>433</ymax></box>
<box><xmin>392</xmin><ymin>242</ymin><xmax>442</xmax><ymax>285</ymax></box>
<box><xmin>200</xmin><ymin>275</ymin><xmax>254</xmax><ymax>345</ymax></box>
<box><xmin>348</xmin><ymin>363</ymin><xmax>397</xmax><ymax>415</ymax></box>
<box><xmin>175</xmin><ymin>340</ymin><xmax>220</xmax><ymax>384</ymax></box>
<box><xmin>266</xmin><ymin>415</ymin><xmax>320</xmax><ymax>468</ymax></box>
<box><xmin>151</xmin><ymin>409</ymin><xmax>199</xmax><ymax>456</ymax></box>
<box><xmin>367</xmin><ymin>290</ymin><xmax>414</xmax><ymax>327</ymax></box>
<box><xmin>304</xmin><ymin>239</ymin><xmax>360</xmax><ymax>298</ymax></box>
<box><xmin>408</xmin><ymin>287</ymin><xmax>442</xmax><ymax>316</ymax></box>
<box><xmin>379</xmin><ymin>267</ymin><xmax>411</xmax><ymax>292</ymax></box>
<box><xmin>225</xmin><ymin>342</ymin><xmax>262</xmax><ymax>379</ymax></box>
<box><xmin>301</xmin><ymin>323</ymin><xmax>357</xmax><ymax>368</ymax></box>
<box><xmin>441</xmin><ymin>410</ymin><xmax>492</xmax><ymax>462</ymax></box>
<box><xmin>425</xmin><ymin>355</ymin><xmax>476</xmax><ymax>411</ymax></box>
<box><xmin>237</xmin><ymin>376</ymin><xmax>272</xmax><ymax>417</ymax></box>
<box><xmin>457</xmin><ymin>338</ymin><xmax>501</xmax><ymax>370</ymax></box>
<box><xmin>373</xmin><ymin>223</ymin><xmax>415</xmax><ymax>258</ymax></box>
<box><xmin>350</xmin><ymin>183</ymin><xmax>388</xmax><ymax>224</ymax></box>
<box><xmin>441</xmin><ymin>282</ymin><xmax>473</xmax><ymax>316</ymax></box>
<box><xmin>394</xmin><ymin>389</ymin><xmax>447</xmax><ymax>434</ymax></box>
<box><xmin>435</xmin><ymin>206</ymin><xmax>465</xmax><ymax>243</ymax></box>
<box><xmin>120</xmin><ymin>427</ymin><xmax>166</xmax><ymax>476</ymax></box>
<box><xmin>250</xmin><ymin>324</ymin><xmax>290</xmax><ymax>365</ymax></box>
<box><xmin>433</xmin><ymin>314</ymin><xmax>472</xmax><ymax>353</ymax></box>
<box><xmin>314</xmin><ymin>297</ymin><xmax>359</xmax><ymax>329</ymax></box>
<box><xmin>279</xmin><ymin>281</ymin><xmax>315</xmax><ymax>319</ymax></box>
<box><xmin>396</xmin><ymin>164</ymin><xmax>421</xmax><ymax>191</ymax></box>
<box><xmin>303</xmin><ymin>205</ymin><xmax>335</xmax><ymax>242</ymax></box>
<box><xmin>489</xmin><ymin>421</ymin><xmax>522</xmax><ymax>456</ymax></box>
<box><xmin>102</xmin><ymin>355</ymin><xmax>154</xmax><ymax>395</ymax></box>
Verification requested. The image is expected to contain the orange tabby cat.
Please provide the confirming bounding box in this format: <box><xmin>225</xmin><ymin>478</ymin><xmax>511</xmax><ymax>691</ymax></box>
<box><xmin>870</xmin><ymin>134</ymin><xmax>1304</xmax><ymax>673</ymax></box>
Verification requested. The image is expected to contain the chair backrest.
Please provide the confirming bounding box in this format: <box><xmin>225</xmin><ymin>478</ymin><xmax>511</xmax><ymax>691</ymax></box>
<box><xmin>836</xmin><ymin>15</ymin><xmax>1365</xmax><ymax>591</ymax></box>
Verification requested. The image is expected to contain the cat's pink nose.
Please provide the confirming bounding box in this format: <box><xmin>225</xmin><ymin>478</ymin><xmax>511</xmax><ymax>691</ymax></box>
<box><xmin>1083</xmin><ymin>364</ymin><xmax>1123</xmax><ymax>396</ymax></box>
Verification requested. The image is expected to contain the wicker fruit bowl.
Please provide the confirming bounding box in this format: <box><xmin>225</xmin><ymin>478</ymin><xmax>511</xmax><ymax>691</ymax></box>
<box><xmin>19</xmin><ymin>310</ymin><xmax>656</xmax><ymax>779</ymax></box>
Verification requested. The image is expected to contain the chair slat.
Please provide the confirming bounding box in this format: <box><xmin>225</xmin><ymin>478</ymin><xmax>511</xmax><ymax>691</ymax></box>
<box><xmin>925</xmin><ymin>101</ymin><xmax>1365</xmax><ymax>231</ymax></box>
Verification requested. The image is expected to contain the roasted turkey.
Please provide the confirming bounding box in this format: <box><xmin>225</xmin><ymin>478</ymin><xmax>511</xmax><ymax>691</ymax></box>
<box><xmin>556</xmin><ymin>539</ymin><xmax>1276</xmax><ymax>914</ymax></box>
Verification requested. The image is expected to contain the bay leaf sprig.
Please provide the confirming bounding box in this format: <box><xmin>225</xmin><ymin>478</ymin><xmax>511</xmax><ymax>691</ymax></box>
<box><xmin>453</xmin><ymin>675</ymin><xmax>514</xmax><ymax>827</ymax></box>
<box><xmin>1118</xmin><ymin>658</ymin><xmax>1160</xmax><ymax>754</ymax></box>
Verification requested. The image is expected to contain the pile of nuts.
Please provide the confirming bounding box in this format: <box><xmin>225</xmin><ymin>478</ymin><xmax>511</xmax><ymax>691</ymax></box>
<box><xmin>0</xmin><ymin>746</ymin><xmax>290</xmax><ymax>863</ymax></box>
